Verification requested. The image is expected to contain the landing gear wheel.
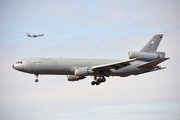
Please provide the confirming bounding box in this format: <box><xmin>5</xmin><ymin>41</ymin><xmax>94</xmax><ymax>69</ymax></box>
<box><xmin>102</xmin><ymin>78</ymin><xmax>106</xmax><ymax>82</ymax></box>
<box><xmin>97</xmin><ymin>78</ymin><xmax>102</xmax><ymax>83</ymax></box>
<box><xmin>35</xmin><ymin>79</ymin><xmax>39</xmax><ymax>83</ymax></box>
<box><xmin>96</xmin><ymin>81</ymin><xmax>100</xmax><ymax>85</ymax></box>
<box><xmin>91</xmin><ymin>81</ymin><xmax>96</xmax><ymax>85</ymax></box>
<box><xmin>91</xmin><ymin>77</ymin><xmax>106</xmax><ymax>86</ymax></box>
<box><xmin>35</xmin><ymin>74</ymin><xmax>39</xmax><ymax>83</ymax></box>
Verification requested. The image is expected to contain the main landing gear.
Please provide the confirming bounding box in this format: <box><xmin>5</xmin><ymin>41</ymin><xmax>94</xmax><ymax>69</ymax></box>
<box><xmin>35</xmin><ymin>74</ymin><xmax>39</xmax><ymax>83</ymax></box>
<box><xmin>91</xmin><ymin>77</ymin><xmax>106</xmax><ymax>86</ymax></box>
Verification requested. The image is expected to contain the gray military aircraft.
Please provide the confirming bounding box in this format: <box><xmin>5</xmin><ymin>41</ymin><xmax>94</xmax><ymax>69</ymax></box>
<box><xmin>13</xmin><ymin>34</ymin><xmax>169</xmax><ymax>85</ymax></box>
<box><xmin>27</xmin><ymin>32</ymin><xmax>44</xmax><ymax>38</ymax></box>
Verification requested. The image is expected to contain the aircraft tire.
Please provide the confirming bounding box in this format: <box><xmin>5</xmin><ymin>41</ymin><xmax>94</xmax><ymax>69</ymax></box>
<box><xmin>91</xmin><ymin>81</ymin><xmax>96</xmax><ymax>85</ymax></box>
<box><xmin>97</xmin><ymin>78</ymin><xmax>101</xmax><ymax>83</ymax></box>
<box><xmin>102</xmin><ymin>78</ymin><xmax>106</xmax><ymax>82</ymax></box>
<box><xmin>96</xmin><ymin>81</ymin><xmax>100</xmax><ymax>85</ymax></box>
<box><xmin>35</xmin><ymin>79</ymin><xmax>39</xmax><ymax>83</ymax></box>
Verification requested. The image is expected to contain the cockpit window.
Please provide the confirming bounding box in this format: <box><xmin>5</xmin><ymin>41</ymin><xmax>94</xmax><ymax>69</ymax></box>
<box><xmin>16</xmin><ymin>61</ymin><xmax>22</xmax><ymax>64</ymax></box>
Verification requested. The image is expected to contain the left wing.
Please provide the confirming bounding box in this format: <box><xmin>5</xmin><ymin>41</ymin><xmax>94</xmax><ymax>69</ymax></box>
<box><xmin>91</xmin><ymin>58</ymin><xmax>139</xmax><ymax>71</ymax></box>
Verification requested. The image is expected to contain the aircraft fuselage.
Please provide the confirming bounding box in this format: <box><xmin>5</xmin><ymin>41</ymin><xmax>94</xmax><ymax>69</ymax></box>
<box><xmin>13</xmin><ymin>58</ymin><xmax>147</xmax><ymax>77</ymax></box>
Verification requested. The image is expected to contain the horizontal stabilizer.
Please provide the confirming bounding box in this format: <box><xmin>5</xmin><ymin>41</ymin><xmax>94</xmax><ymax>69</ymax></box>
<box><xmin>138</xmin><ymin>57</ymin><xmax>170</xmax><ymax>68</ymax></box>
<box><xmin>134</xmin><ymin>66</ymin><xmax>167</xmax><ymax>75</ymax></box>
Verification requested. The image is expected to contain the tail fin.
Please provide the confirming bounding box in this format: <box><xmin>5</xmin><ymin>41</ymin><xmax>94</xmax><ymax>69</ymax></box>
<box><xmin>140</xmin><ymin>34</ymin><xmax>163</xmax><ymax>52</ymax></box>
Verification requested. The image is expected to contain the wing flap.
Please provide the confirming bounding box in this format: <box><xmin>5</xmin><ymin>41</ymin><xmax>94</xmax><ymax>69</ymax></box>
<box><xmin>138</xmin><ymin>57</ymin><xmax>170</xmax><ymax>68</ymax></box>
<box><xmin>91</xmin><ymin>58</ymin><xmax>139</xmax><ymax>70</ymax></box>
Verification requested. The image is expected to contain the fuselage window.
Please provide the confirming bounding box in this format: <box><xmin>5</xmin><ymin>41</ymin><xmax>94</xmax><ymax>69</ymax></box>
<box><xmin>16</xmin><ymin>61</ymin><xmax>22</xmax><ymax>64</ymax></box>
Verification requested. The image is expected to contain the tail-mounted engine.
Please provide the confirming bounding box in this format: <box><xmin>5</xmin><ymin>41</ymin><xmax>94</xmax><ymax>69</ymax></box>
<box><xmin>128</xmin><ymin>51</ymin><xmax>165</xmax><ymax>61</ymax></box>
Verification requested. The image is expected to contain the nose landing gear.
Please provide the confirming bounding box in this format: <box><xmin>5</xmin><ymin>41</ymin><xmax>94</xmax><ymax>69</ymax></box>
<box><xmin>35</xmin><ymin>74</ymin><xmax>39</xmax><ymax>83</ymax></box>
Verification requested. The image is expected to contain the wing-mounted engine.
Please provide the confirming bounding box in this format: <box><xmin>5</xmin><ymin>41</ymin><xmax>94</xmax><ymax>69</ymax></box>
<box><xmin>128</xmin><ymin>51</ymin><xmax>165</xmax><ymax>61</ymax></box>
<box><xmin>67</xmin><ymin>67</ymin><xmax>94</xmax><ymax>82</ymax></box>
<box><xmin>74</xmin><ymin>67</ymin><xmax>93</xmax><ymax>76</ymax></box>
<box><xmin>67</xmin><ymin>75</ymin><xmax>86</xmax><ymax>81</ymax></box>
<box><xmin>66</xmin><ymin>67</ymin><xmax>93</xmax><ymax>81</ymax></box>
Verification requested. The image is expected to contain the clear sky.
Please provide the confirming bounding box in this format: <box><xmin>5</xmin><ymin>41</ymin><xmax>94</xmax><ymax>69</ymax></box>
<box><xmin>0</xmin><ymin>0</ymin><xmax>180</xmax><ymax>120</ymax></box>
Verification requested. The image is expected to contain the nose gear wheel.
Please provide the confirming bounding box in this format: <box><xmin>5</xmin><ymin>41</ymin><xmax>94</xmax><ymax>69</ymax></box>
<box><xmin>35</xmin><ymin>74</ymin><xmax>39</xmax><ymax>83</ymax></box>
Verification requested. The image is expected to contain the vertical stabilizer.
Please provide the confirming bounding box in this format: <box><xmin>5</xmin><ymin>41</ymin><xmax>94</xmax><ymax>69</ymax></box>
<box><xmin>140</xmin><ymin>34</ymin><xmax>163</xmax><ymax>52</ymax></box>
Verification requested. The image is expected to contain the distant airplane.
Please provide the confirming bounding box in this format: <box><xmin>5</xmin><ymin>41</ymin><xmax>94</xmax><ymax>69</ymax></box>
<box><xmin>27</xmin><ymin>32</ymin><xmax>44</xmax><ymax>38</ymax></box>
<box><xmin>13</xmin><ymin>34</ymin><xmax>169</xmax><ymax>86</ymax></box>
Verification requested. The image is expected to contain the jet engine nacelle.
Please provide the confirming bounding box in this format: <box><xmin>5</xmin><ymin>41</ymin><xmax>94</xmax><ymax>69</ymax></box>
<box><xmin>128</xmin><ymin>51</ymin><xmax>165</xmax><ymax>61</ymax></box>
<box><xmin>67</xmin><ymin>75</ymin><xmax>86</xmax><ymax>81</ymax></box>
<box><xmin>74</xmin><ymin>67</ymin><xmax>93</xmax><ymax>76</ymax></box>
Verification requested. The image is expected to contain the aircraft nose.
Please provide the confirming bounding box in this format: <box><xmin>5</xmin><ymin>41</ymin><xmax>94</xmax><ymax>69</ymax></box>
<box><xmin>12</xmin><ymin>65</ymin><xmax>14</xmax><ymax>69</ymax></box>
